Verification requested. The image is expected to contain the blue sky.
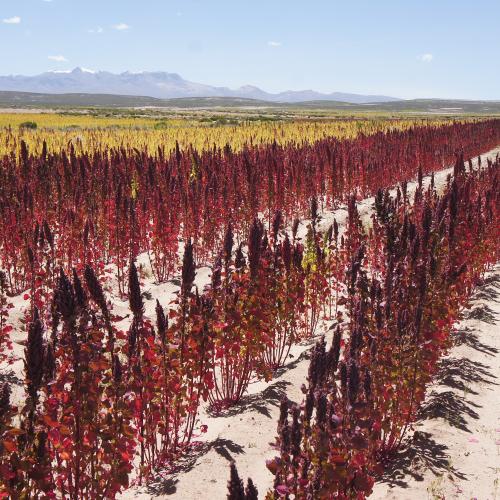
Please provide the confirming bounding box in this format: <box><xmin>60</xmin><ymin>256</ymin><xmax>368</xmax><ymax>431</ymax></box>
<box><xmin>1</xmin><ymin>0</ymin><xmax>499</xmax><ymax>99</ymax></box>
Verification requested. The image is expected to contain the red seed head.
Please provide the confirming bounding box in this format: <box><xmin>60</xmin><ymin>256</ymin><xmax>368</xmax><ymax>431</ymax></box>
<box><xmin>128</xmin><ymin>260</ymin><xmax>143</xmax><ymax>318</ymax></box>
<box><xmin>181</xmin><ymin>239</ymin><xmax>196</xmax><ymax>294</ymax></box>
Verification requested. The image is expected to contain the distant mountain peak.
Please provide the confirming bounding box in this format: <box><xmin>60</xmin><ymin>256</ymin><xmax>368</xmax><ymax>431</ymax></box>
<box><xmin>239</xmin><ymin>84</ymin><xmax>261</xmax><ymax>91</ymax></box>
<box><xmin>72</xmin><ymin>67</ymin><xmax>96</xmax><ymax>74</ymax></box>
<box><xmin>0</xmin><ymin>69</ymin><xmax>401</xmax><ymax>104</ymax></box>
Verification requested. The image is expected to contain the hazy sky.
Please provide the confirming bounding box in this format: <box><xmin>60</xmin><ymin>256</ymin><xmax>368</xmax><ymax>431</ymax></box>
<box><xmin>1</xmin><ymin>0</ymin><xmax>499</xmax><ymax>99</ymax></box>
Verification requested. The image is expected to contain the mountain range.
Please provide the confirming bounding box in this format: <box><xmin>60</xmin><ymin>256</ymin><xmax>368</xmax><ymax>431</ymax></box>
<box><xmin>0</xmin><ymin>68</ymin><xmax>400</xmax><ymax>104</ymax></box>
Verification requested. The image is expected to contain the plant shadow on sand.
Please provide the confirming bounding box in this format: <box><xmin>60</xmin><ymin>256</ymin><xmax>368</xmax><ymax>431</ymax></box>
<box><xmin>379</xmin><ymin>430</ymin><xmax>467</xmax><ymax>488</ymax></box>
<box><xmin>379</xmin><ymin>431</ymin><xmax>466</xmax><ymax>488</ymax></box>
<box><xmin>470</xmin><ymin>273</ymin><xmax>500</xmax><ymax>303</ymax></box>
<box><xmin>417</xmin><ymin>389</ymin><xmax>481</xmax><ymax>433</ymax></box>
<box><xmin>465</xmin><ymin>303</ymin><xmax>497</xmax><ymax>324</ymax></box>
<box><xmin>0</xmin><ymin>369</ymin><xmax>22</xmax><ymax>386</ymax></box>
<box><xmin>460</xmin><ymin>272</ymin><xmax>499</xmax><ymax>325</ymax></box>
<box><xmin>207</xmin><ymin>379</ymin><xmax>292</xmax><ymax>418</ymax></box>
<box><xmin>430</xmin><ymin>356</ymin><xmax>498</xmax><ymax>397</ymax></box>
<box><xmin>417</xmin><ymin>317</ymin><xmax>498</xmax><ymax>432</ymax></box>
<box><xmin>207</xmin><ymin>345</ymin><xmax>314</xmax><ymax>419</ymax></box>
<box><xmin>453</xmin><ymin>325</ymin><xmax>499</xmax><ymax>356</ymax></box>
<box><xmin>273</xmin><ymin>344</ymin><xmax>313</xmax><ymax>378</ymax></box>
<box><xmin>144</xmin><ymin>437</ymin><xmax>245</xmax><ymax>495</ymax></box>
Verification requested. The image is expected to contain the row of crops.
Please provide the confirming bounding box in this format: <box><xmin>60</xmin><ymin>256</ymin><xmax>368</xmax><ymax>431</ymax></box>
<box><xmin>1</xmin><ymin>114</ymin><xmax>470</xmax><ymax>156</ymax></box>
<box><xmin>0</xmin><ymin>118</ymin><xmax>498</xmax><ymax>498</ymax></box>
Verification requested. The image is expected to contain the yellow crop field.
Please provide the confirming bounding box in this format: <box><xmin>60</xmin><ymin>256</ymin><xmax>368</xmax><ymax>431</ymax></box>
<box><xmin>0</xmin><ymin>112</ymin><xmax>474</xmax><ymax>155</ymax></box>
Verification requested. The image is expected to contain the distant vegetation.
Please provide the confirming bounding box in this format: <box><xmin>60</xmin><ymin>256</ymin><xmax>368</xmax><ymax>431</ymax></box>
<box><xmin>18</xmin><ymin>120</ymin><xmax>37</xmax><ymax>129</ymax></box>
<box><xmin>0</xmin><ymin>114</ymin><xmax>463</xmax><ymax>156</ymax></box>
<box><xmin>1</xmin><ymin>90</ymin><xmax>500</xmax><ymax>115</ymax></box>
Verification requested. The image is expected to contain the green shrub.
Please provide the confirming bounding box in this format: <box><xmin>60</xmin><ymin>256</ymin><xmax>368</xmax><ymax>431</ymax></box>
<box><xmin>19</xmin><ymin>121</ymin><xmax>37</xmax><ymax>130</ymax></box>
<box><xmin>153</xmin><ymin>121</ymin><xmax>169</xmax><ymax>130</ymax></box>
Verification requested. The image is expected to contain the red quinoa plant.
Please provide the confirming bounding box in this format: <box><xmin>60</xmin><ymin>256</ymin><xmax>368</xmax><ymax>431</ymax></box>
<box><xmin>208</xmin><ymin>220</ymin><xmax>274</xmax><ymax>408</ymax></box>
<box><xmin>36</xmin><ymin>268</ymin><xmax>136</xmax><ymax>498</ymax></box>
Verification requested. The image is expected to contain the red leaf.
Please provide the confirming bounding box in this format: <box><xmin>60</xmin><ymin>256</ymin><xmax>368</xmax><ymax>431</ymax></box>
<box><xmin>2</xmin><ymin>440</ymin><xmax>17</xmax><ymax>452</ymax></box>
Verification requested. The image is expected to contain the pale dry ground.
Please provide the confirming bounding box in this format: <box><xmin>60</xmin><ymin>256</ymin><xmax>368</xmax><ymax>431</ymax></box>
<box><xmin>1</xmin><ymin>146</ymin><xmax>498</xmax><ymax>500</ymax></box>
<box><xmin>0</xmin><ymin>108</ymin><xmax>57</xmax><ymax>114</ymax></box>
